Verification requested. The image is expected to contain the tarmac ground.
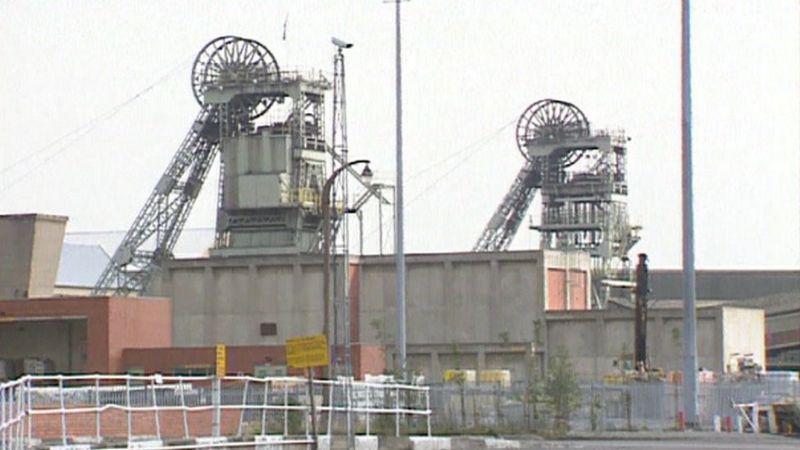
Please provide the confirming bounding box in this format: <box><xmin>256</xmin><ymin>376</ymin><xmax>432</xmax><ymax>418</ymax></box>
<box><xmin>513</xmin><ymin>432</ymin><xmax>799</xmax><ymax>449</ymax></box>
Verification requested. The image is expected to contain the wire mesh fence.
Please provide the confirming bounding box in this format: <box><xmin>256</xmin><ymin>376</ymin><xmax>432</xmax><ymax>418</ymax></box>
<box><xmin>1</xmin><ymin>374</ymin><xmax>431</xmax><ymax>448</ymax></box>
<box><xmin>427</xmin><ymin>378</ymin><xmax>800</xmax><ymax>432</ymax></box>
<box><xmin>4</xmin><ymin>373</ymin><xmax>798</xmax><ymax>447</ymax></box>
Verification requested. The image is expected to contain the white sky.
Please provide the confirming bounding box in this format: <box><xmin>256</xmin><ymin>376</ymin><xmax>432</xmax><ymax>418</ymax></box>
<box><xmin>0</xmin><ymin>0</ymin><xmax>798</xmax><ymax>269</ymax></box>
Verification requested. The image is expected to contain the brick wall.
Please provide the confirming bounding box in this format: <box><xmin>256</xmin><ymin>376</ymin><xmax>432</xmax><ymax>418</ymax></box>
<box><xmin>108</xmin><ymin>298</ymin><xmax>173</xmax><ymax>373</ymax></box>
<box><xmin>31</xmin><ymin>407</ymin><xmax>247</xmax><ymax>440</ymax></box>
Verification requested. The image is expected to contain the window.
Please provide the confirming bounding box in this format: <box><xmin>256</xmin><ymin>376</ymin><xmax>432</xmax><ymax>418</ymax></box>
<box><xmin>260</xmin><ymin>322</ymin><xmax>277</xmax><ymax>337</ymax></box>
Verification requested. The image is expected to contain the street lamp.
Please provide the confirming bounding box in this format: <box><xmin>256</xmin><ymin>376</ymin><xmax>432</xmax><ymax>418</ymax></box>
<box><xmin>321</xmin><ymin>159</ymin><xmax>371</xmax><ymax>377</ymax></box>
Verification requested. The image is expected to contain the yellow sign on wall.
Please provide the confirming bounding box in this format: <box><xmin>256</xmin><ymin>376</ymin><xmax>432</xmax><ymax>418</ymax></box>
<box><xmin>286</xmin><ymin>335</ymin><xmax>329</xmax><ymax>369</ymax></box>
<box><xmin>215</xmin><ymin>344</ymin><xmax>226</xmax><ymax>378</ymax></box>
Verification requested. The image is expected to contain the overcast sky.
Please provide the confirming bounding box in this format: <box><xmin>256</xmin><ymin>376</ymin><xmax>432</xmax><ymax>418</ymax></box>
<box><xmin>0</xmin><ymin>0</ymin><xmax>798</xmax><ymax>269</ymax></box>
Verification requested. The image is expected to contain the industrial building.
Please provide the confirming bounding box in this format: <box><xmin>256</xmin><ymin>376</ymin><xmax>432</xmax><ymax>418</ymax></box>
<box><xmin>0</xmin><ymin>35</ymin><xmax>790</xmax><ymax>385</ymax></box>
<box><xmin>0</xmin><ymin>211</ymin><xmax>770</xmax><ymax>383</ymax></box>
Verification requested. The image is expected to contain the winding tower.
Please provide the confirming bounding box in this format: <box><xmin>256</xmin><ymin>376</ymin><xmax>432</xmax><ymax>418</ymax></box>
<box><xmin>475</xmin><ymin>99</ymin><xmax>640</xmax><ymax>307</ymax></box>
<box><xmin>93</xmin><ymin>36</ymin><xmax>378</xmax><ymax>296</ymax></box>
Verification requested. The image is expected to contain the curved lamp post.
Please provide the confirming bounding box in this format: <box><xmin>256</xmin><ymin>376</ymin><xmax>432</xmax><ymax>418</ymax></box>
<box><xmin>321</xmin><ymin>159</ymin><xmax>372</xmax><ymax>375</ymax></box>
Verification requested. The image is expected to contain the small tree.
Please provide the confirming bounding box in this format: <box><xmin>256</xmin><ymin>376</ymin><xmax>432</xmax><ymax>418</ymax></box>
<box><xmin>524</xmin><ymin>356</ymin><xmax>545</xmax><ymax>430</ymax></box>
<box><xmin>544</xmin><ymin>350</ymin><xmax>582</xmax><ymax>432</ymax></box>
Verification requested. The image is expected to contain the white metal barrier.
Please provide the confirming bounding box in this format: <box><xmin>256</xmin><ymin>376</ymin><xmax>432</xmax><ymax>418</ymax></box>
<box><xmin>0</xmin><ymin>377</ymin><xmax>27</xmax><ymax>450</ymax></box>
<box><xmin>0</xmin><ymin>374</ymin><xmax>431</xmax><ymax>448</ymax></box>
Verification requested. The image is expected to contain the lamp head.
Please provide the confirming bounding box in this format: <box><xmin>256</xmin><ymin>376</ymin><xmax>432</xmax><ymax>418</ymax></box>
<box><xmin>360</xmin><ymin>164</ymin><xmax>373</xmax><ymax>185</ymax></box>
<box><xmin>332</xmin><ymin>37</ymin><xmax>354</xmax><ymax>49</ymax></box>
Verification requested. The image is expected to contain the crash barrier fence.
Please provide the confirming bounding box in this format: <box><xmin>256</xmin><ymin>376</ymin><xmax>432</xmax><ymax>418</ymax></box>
<box><xmin>0</xmin><ymin>374</ymin><xmax>431</xmax><ymax>449</ymax></box>
<box><xmin>428</xmin><ymin>378</ymin><xmax>799</xmax><ymax>432</ymax></box>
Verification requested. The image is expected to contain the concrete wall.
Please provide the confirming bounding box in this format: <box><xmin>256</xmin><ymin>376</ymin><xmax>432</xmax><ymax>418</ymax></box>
<box><xmin>357</xmin><ymin>250</ymin><xmax>589</xmax><ymax>349</ymax></box>
<box><xmin>543</xmin><ymin>306</ymin><xmax>765</xmax><ymax>381</ymax></box>
<box><xmin>155</xmin><ymin>250</ymin><xmax>590</xmax><ymax>350</ymax></box>
<box><xmin>721</xmin><ymin>307</ymin><xmax>766</xmax><ymax>370</ymax></box>
<box><xmin>154</xmin><ymin>255</ymin><xmax>326</xmax><ymax>347</ymax></box>
<box><xmin>394</xmin><ymin>306</ymin><xmax>764</xmax><ymax>383</ymax></box>
<box><xmin>0</xmin><ymin>214</ymin><xmax>67</xmax><ymax>299</ymax></box>
<box><xmin>152</xmin><ymin>250</ymin><xmax>593</xmax><ymax>380</ymax></box>
<box><xmin>356</xmin><ymin>250</ymin><xmax>591</xmax><ymax>378</ymax></box>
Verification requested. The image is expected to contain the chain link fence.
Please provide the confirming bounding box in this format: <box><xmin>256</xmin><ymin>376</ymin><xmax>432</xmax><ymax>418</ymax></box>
<box><xmin>428</xmin><ymin>378</ymin><xmax>800</xmax><ymax>432</ymax></box>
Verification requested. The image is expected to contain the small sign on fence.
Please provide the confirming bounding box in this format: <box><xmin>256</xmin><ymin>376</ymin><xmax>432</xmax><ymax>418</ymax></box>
<box><xmin>286</xmin><ymin>334</ymin><xmax>328</xmax><ymax>369</ymax></box>
<box><xmin>215</xmin><ymin>344</ymin><xmax>226</xmax><ymax>378</ymax></box>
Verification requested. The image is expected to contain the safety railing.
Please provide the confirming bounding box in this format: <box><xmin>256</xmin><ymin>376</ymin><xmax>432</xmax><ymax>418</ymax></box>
<box><xmin>0</xmin><ymin>374</ymin><xmax>431</xmax><ymax>448</ymax></box>
<box><xmin>0</xmin><ymin>377</ymin><xmax>27</xmax><ymax>450</ymax></box>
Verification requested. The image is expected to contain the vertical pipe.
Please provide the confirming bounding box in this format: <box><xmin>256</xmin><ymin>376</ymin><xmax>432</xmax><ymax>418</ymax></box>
<box><xmin>326</xmin><ymin>381</ymin><xmax>333</xmax><ymax>436</ymax></box>
<box><xmin>394</xmin><ymin>386</ymin><xmax>400</xmax><ymax>437</ymax></box>
<box><xmin>425</xmin><ymin>387</ymin><xmax>431</xmax><ymax>437</ymax></box>
<box><xmin>11</xmin><ymin>385</ymin><xmax>16</xmax><ymax>450</ymax></box>
<box><xmin>365</xmin><ymin>384</ymin><xmax>371</xmax><ymax>436</ymax></box>
<box><xmin>5</xmin><ymin>385</ymin><xmax>10</xmax><ymax>450</ymax></box>
<box><xmin>358</xmin><ymin>210</ymin><xmax>364</xmax><ymax>256</ymax></box>
<box><xmin>378</xmin><ymin>188</ymin><xmax>384</xmax><ymax>256</ymax></box>
<box><xmin>179</xmin><ymin>379</ymin><xmax>189</xmax><ymax>439</ymax></box>
<box><xmin>394</xmin><ymin>0</ymin><xmax>408</xmax><ymax>382</ymax></box>
<box><xmin>283</xmin><ymin>383</ymin><xmax>288</xmax><ymax>436</ymax></box>
<box><xmin>126</xmin><ymin>377</ymin><xmax>132</xmax><ymax>443</ymax></box>
<box><xmin>26</xmin><ymin>380</ymin><xmax>31</xmax><ymax>447</ymax></box>
<box><xmin>58</xmin><ymin>376</ymin><xmax>66</xmax><ymax>446</ymax></box>
<box><xmin>17</xmin><ymin>384</ymin><xmax>24</xmax><ymax>450</ymax></box>
<box><xmin>304</xmin><ymin>378</ymin><xmax>310</xmax><ymax>440</ymax></box>
<box><xmin>2</xmin><ymin>386</ymin><xmax>6</xmax><ymax>450</ymax></box>
<box><xmin>212</xmin><ymin>377</ymin><xmax>221</xmax><ymax>437</ymax></box>
<box><xmin>7</xmin><ymin>383</ymin><xmax>11</xmax><ymax>450</ymax></box>
<box><xmin>237</xmin><ymin>379</ymin><xmax>249</xmax><ymax>438</ymax></box>
<box><xmin>426</xmin><ymin>388</ymin><xmax>431</xmax><ymax>437</ymax></box>
<box><xmin>151</xmin><ymin>379</ymin><xmax>161</xmax><ymax>440</ymax></box>
<box><xmin>681</xmin><ymin>0</ymin><xmax>699</xmax><ymax>428</ymax></box>
<box><xmin>260</xmin><ymin>380</ymin><xmax>269</xmax><ymax>436</ymax></box>
<box><xmin>95</xmin><ymin>377</ymin><xmax>101</xmax><ymax>442</ymax></box>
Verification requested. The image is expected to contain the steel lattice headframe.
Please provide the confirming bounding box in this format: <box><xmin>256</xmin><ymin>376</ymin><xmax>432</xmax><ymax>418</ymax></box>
<box><xmin>474</xmin><ymin>99</ymin><xmax>593</xmax><ymax>252</ymax></box>
<box><xmin>93</xmin><ymin>36</ymin><xmax>282</xmax><ymax>296</ymax></box>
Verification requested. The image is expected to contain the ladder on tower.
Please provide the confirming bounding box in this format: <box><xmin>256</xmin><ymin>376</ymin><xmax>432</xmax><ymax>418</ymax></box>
<box><xmin>473</xmin><ymin>158</ymin><xmax>541</xmax><ymax>252</ymax></box>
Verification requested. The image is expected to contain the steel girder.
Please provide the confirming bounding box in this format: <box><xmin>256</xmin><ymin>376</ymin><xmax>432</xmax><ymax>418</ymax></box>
<box><xmin>92</xmin><ymin>107</ymin><xmax>220</xmax><ymax>295</ymax></box>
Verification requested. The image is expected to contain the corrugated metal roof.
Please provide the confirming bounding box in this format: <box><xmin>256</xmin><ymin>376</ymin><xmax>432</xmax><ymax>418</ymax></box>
<box><xmin>56</xmin><ymin>243</ymin><xmax>110</xmax><ymax>287</ymax></box>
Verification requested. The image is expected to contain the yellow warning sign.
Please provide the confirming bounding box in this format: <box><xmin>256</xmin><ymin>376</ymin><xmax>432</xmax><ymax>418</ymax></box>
<box><xmin>215</xmin><ymin>344</ymin><xmax>226</xmax><ymax>378</ymax></box>
<box><xmin>286</xmin><ymin>335</ymin><xmax>329</xmax><ymax>369</ymax></box>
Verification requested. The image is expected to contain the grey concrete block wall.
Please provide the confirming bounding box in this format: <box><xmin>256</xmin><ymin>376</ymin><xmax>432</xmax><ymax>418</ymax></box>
<box><xmin>543</xmin><ymin>306</ymin><xmax>764</xmax><ymax>380</ymax></box>
<box><xmin>153</xmin><ymin>249</ymin><xmax>764</xmax><ymax>382</ymax></box>
<box><xmin>153</xmin><ymin>250</ymin><xmax>598</xmax><ymax>380</ymax></box>
<box><xmin>357</xmin><ymin>251</ymin><xmax>559</xmax><ymax>349</ymax></box>
<box><xmin>156</xmin><ymin>255</ymin><xmax>327</xmax><ymax>346</ymax></box>
<box><xmin>0</xmin><ymin>214</ymin><xmax>67</xmax><ymax>299</ymax></box>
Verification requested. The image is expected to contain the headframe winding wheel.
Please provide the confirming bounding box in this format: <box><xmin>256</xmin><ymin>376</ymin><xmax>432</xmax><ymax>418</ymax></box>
<box><xmin>191</xmin><ymin>36</ymin><xmax>281</xmax><ymax>120</ymax></box>
<box><xmin>515</xmin><ymin>99</ymin><xmax>591</xmax><ymax>166</ymax></box>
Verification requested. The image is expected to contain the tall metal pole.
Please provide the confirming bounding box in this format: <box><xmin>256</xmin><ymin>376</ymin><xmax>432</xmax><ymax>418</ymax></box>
<box><xmin>322</xmin><ymin>160</ymin><xmax>370</xmax><ymax>377</ymax></box>
<box><xmin>681</xmin><ymin>0</ymin><xmax>699</xmax><ymax>428</ymax></box>
<box><xmin>393</xmin><ymin>0</ymin><xmax>408</xmax><ymax>379</ymax></box>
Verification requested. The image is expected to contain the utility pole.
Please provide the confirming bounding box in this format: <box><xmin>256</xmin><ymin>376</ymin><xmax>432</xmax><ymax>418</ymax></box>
<box><xmin>634</xmin><ymin>253</ymin><xmax>649</xmax><ymax>372</ymax></box>
<box><xmin>386</xmin><ymin>0</ymin><xmax>408</xmax><ymax>379</ymax></box>
<box><xmin>681</xmin><ymin>0</ymin><xmax>699</xmax><ymax>428</ymax></box>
